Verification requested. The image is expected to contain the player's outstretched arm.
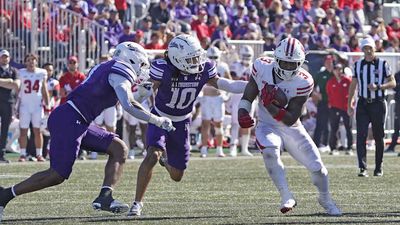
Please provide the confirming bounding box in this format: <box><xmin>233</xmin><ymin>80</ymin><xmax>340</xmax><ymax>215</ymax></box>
<box><xmin>109</xmin><ymin>73</ymin><xmax>175</xmax><ymax>131</ymax></box>
<box><xmin>238</xmin><ymin>76</ymin><xmax>259</xmax><ymax>128</ymax></box>
<box><xmin>207</xmin><ymin>76</ymin><xmax>247</xmax><ymax>93</ymax></box>
<box><xmin>264</xmin><ymin>95</ymin><xmax>308</xmax><ymax>126</ymax></box>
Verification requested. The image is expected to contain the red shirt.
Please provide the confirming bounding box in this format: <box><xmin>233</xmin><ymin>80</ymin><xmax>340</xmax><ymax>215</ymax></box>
<box><xmin>59</xmin><ymin>71</ymin><xmax>86</xmax><ymax>104</ymax></box>
<box><xmin>326</xmin><ymin>75</ymin><xmax>351</xmax><ymax>111</ymax></box>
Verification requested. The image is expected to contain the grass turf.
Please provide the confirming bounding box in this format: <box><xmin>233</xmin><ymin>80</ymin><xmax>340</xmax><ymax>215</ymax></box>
<box><xmin>1</xmin><ymin>152</ymin><xmax>400</xmax><ymax>224</ymax></box>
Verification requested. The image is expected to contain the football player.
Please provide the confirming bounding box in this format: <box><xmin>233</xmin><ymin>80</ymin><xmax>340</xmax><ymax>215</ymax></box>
<box><xmin>227</xmin><ymin>45</ymin><xmax>255</xmax><ymax>156</ymax></box>
<box><xmin>17</xmin><ymin>53</ymin><xmax>50</xmax><ymax>162</ymax></box>
<box><xmin>0</xmin><ymin>42</ymin><xmax>174</xmax><ymax>222</ymax></box>
<box><xmin>128</xmin><ymin>34</ymin><xmax>247</xmax><ymax>216</ymax></box>
<box><xmin>238</xmin><ymin>38</ymin><xmax>342</xmax><ymax>216</ymax></box>
<box><xmin>199</xmin><ymin>46</ymin><xmax>231</xmax><ymax>157</ymax></box>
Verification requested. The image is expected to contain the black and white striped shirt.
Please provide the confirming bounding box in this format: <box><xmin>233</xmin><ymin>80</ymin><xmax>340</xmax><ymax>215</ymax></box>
<box><xmin>353</xmin><ymin>58</ymin><xmax>392</xmax><ymax>99</ymax></box>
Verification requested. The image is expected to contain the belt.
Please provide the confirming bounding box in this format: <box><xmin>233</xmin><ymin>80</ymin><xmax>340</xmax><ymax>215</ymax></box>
<box><xmin>358</xmin><ymin>97</ymin><xmax>384</xmax><ymax>104</ymax></box>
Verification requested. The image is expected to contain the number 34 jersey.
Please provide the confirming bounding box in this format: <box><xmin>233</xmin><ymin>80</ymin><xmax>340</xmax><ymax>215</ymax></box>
<box><xmin>150</xmin><ymin>59</ymin><xmax>217</xmax><ymax>121</ymax></box>
<box><xmin>252</xmin><ymin>57</ymin><xmax>314</xmax><ymax>126</ymax></box>
<box><xmin>18</xmin><ymin>68</ymin><xmax>47</xmax><ymax>105</ymax></box>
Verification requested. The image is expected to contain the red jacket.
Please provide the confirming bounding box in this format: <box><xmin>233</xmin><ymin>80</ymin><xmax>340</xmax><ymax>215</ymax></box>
<box><xmin>326</xmin><ymin>75</ymin><xmax>351</xmax><ymax>111</ymax></box>
<box><xmin>59</xmin><ymin>71</ymin><xmax>86</xmax><ymax>104</ymax></box>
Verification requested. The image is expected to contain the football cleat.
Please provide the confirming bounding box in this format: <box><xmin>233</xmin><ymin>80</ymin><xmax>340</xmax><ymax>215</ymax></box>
<box><xmin>128</xmin><ymin>150</ymin><xmax>135</xmax><ymax>160</ymax></box>
<box><xmin>229</xmin><ymin>145</ymin><xmax>237</xmax><ymax>157</ymax></box>
<box><xmin>373</xmin><ymin>169</ymin><xmax>383</xmax><ymax>177</ymax></box>
<box><xmin>280</xmin><ymin>198</ymin><xmax>297</xmax><ymax>214</ymax></box>
<box><xmin>127</xmin><ymin>201</ymin><xmax>143</xmax><ymax>216</ymax></box>
<box><xmin>241</xmin><ymin>150</ymin><xmax>253</xmax><ymax>157</ymax></box>
<box><xmin>159</xmin><ymin>154</ymin><xmax>167</xmax><ymax>167</ymax></box>
<box><xmin>318</xmin><ymin>197</ymin><xmax>342</xmax><ymax>216</ymax></box>
<box><xmin>358</xmin><ymin>168</ymin><xmax>368</xmax><ymax>177</ymax></box>
<box><xmin>92</xmin><ymin>197</ymin><xmax>129</xmax><ymax>213</ymax></box>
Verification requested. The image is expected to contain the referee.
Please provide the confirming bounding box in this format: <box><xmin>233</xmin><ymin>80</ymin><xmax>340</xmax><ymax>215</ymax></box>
<box><xmin>348</xmin><ymin>37</ymin><xmax>396</xmax><ymax>177</ymax></box>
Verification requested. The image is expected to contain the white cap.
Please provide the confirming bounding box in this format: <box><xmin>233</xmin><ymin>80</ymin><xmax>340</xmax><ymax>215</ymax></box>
<box><xmin>360</xmin><ymin>37</ymin><xmax>376</xmax><ymax>50</ymax></box>
<box><xmin>0</xmin><ymin>49</ymin><xmax>10</xmax><ymax>57</ymax></box>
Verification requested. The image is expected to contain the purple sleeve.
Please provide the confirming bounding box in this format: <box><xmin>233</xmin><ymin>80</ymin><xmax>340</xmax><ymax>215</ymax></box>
<box><xmin>150</xmin><ymin>60</ymin><xmax>167</xmax><ymax>81</ymax></box>
<box><xmin>110</xmin><ymin>61</ymin><xmax>136</xmax><ymax>84</ymax></box>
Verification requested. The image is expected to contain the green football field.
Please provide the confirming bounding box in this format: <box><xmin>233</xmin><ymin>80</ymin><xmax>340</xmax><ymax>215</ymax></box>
<box><xmin>1</xmin><ymin>152</ymin><xmax>400</xmax><ymax>225</ymax></box>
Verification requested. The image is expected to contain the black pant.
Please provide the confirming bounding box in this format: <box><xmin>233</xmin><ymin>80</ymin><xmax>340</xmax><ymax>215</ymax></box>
<box><xmin>328</xmin><ymin>107</ymin><xmax>353</xmax><ymax>150</ymax></box>
<box><xmin>0</xmin><ymin>103</ymin><xmax>13</xmax><ymax>156</ymax></box>
<box><xmin>356</xmin><ymin>99</ymin><xmax>386</xmax><ymax>170</ymax></box>
<box><xmin>388</xmin><ymin>101</ymin><xmax>400</xmax><ymax>150</ymax></box>
<box><xmin>313</xmin><ymin>102</ymin><xmax>330</xmax><ymax>147</ymax></box>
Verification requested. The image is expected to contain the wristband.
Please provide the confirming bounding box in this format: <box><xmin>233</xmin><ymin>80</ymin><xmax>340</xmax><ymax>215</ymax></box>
<box><xmin>273</xmin><ymin>108</ymin><xmax>287</xmax><ymax>121</ymax></box>
<box><xmin>238</xmin><ymin>99</ymin><xmax>252</xmax><ymax>112</ymax></box>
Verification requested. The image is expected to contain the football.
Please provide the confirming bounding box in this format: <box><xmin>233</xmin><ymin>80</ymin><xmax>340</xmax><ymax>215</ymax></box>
<box><xmin>264</xmin><ymin>84</ymin><xmax>288</xmax><ymax>107</ymax></box>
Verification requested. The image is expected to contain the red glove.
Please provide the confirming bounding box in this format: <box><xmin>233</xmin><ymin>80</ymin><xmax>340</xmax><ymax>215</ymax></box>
<box><xmin>261</xmin><ymin>84</ymin><xmax>278</xmax><ymax>107</ymax></box>
<box><xmin>238</xmin><ymin>112</ymin><xmax>254</xmax><ymax>128</ymax></box>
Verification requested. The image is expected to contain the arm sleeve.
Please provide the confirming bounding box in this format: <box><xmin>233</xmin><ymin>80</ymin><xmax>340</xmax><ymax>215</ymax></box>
<box><xmin>108</xmin><ymin>73</ymin><xmax>151</xmax><ymax>122</ymax></box>
<box><xmin>216</xmin><ymin>77</ymin><xmax>247</xmax><ymax>93</ymax></box>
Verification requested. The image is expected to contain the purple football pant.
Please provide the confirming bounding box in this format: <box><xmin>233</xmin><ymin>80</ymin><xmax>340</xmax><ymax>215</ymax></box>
<box><xmin>47</xmin><ymin>103</ymin><xmax>116</xmax><ymax>179</ymax></box>
<box><xmin>146</xmin><ymin>111</ymin><xmax>191</xmax><ymax>171</ymax></box>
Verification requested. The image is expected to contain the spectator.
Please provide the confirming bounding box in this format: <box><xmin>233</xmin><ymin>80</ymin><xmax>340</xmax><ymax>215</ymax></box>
<box><xmin>326</xmin><ymin>63</ymin><xmax>353</xmax><ymax>155</ymax></box>
<box><xmin>348</xmin><ymin>36</ymin><xmax>361</xmax><ymax>52</ymax></box>
<box><xmin>263</xmin><ymin>32</ymin><xmax>276</xmax><ymax>51</ymax></box>
<box><xmin>67</xmin><ymin>0</ymin><xmax>88</xmax><ymax>17</ymax></box>
<box><xmin>268</xmin><ymin>0</ymin><xmax>283</xmax><ymax>22</ymax></box>
<box><xmin>118</xmin><ymin>22</ymin><xmax>135</xmax><ymax>43</ymax></box>
<box><xmin>133</xmin><ymin>29</ymin><xmax>145</xmax><ymax>46</ymax></box>
<box><xmin>386</xmin><ymin>17</ymin><xmax>400</xmax><ymax>41</ymax></box>
<box><xmin>96</xmin><ymin>0</ymin><xmax>117</xmax><ymax>20</ymax></box>
<box><xmin>290</xmin><ymin>0</ymin><xmax>309</xmax><ymax>24</ymax></box>
<box><xmin>115</xmin><ymin>0</ymin><xmax>128</xmax><ymax>23</ymax></box>
<box><xmin>175</xmin><ymin>0</ymin><xmax>192</xmax><ymax>23</ymax></box>
<box><xmin>339</xmin><ymin>6</ymin><xmax>362</xmax><ymax>33</ymax></box>
<box><xmin>210</xmin><ymin>20</ymin><xmax>232</xmax><ymax>42</ymax></box>
<box><xmin>330</xmin><ymin>35</ymin><xmax>350</xmax><ymax>52</ymax></box>
<box><xmin>364</xmin><ymin>0</ymin><xmax>383</xmax><ymax>24</ymax></box>
<box><xmin>17</xmin><ymin>53</ymin><xmax>49</xmax><ymax>162</ymax></box>
<box><xmin>309</xmin><ymin>0</ymin><xmax>326</xmax><ymax>21</ymax></box>
<box><xmin>385</xmin><ymin>70</ymin><xmax>400</xmax><ymax>153</ymax></box>
<box><xmin>206</xmin><ymin>0</ymin><xmax>228</xmax><ymax>23</ymax></box>
<box><xmin>230</xmin><ymin>4</ymin><xmax>248</xmax><ymax>34</ymax></box>
<box><xmin>313</xmin><ymin>55</ymin><xmax>334</xmax><ymax>151</ymax></box>
<box><xmin>347</xmin><ymin>37</ymin><xmax>396</xmax><ymax>177</ymax></box>
<box><xmin>150</xmin><ymin>0</ymin><xmax>170</xmax><ymax>28</ymax></box>
<box><xmin>59</xmin><ymin>56</ymin><xmax>86</xmax><ymax>105</ymax></box>
<box><xmin>191</xmin><ymin>9</ymin><xmax>209</xmax><ymax>41</ymax></box>
<box><xmin>268</xmin><ymin>13</ymin><xmax>285</xmax><ymax>37</ymax></box>
<box><xmin>139</xmin><ymin>16</ymin><xmax>153</xmax><ymax>44</ymax></box>
<box><xmin>0</xmin><ymin>50</ymin><xmax>19</xmax><ymax>163</ymax></box>
<box><xmin>384</xmin><ymin>37</ymin><xmax>399</xmax><ymax>53</ymax></box>
<box><xmin>259</xmin><ymin>15</ymin><xmax>270</xmax><ymax>35</ymax></box>
<box><xmin>144</xmin><ymin>32</ymin><xmax>165</xmax><ymax>49</ymax></box>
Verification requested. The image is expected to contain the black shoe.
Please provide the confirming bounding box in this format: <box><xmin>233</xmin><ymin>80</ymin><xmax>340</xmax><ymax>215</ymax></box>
<box><xmin>92</xmin><ymin>196</ymin><xmax>129</xmax><ymax>213</ymax></box>
<box><xmin>384</xmin><ymin>148</ymin><xmax>394</xmax><ymax>153</ymax></box>
<box><xmin>159</xmin><ymin>152</ymin><xmax>167</xmax><ymax>167</ymax></box>
<box><xmin>0</xmin><ymin>156</ymin><xmax>10</xmax><ymax>163</ymax></box>
<box><xmin>358</xmin><ymin>169</ymin><xmax>369</xmax><ymax>177</ymax></box>
<box><xmin>373</xmin><ymin>169</ymin><xmax>383</xmax><ymax>176</ymax></box>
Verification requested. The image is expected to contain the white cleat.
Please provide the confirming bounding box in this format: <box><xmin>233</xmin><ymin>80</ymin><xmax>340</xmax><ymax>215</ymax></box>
<box><xmin>127</xmin><ymin>201</ymin><xmax>143</xmax><ymax>216</ymax></box>
<box><xmin>241</xmin><ymin>151</ymin><xmax>253</xmax><ymax>156</ymax></box>
<box><xmin>280</xmin><ymin>198</ymin><xmax>297</xmax><ymax>214</ymax></box>
<box><xmin>318</xmin><ymin>197</ymin><xmax>342</xmax><ymax>216</ymax></box>
<box><xmin>229</xmin><ymin>145</ymin><xmax>237</xmax><ymax>157</ymax></box>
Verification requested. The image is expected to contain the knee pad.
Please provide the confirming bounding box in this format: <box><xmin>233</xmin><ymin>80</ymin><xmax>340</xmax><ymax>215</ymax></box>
<box><xmin>215</xmin><ymin>126</ymin><xmax>223</xmax><ymax>135</ymax></box>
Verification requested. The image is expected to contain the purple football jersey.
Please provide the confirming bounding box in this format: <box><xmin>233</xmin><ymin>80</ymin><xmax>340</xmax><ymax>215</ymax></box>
<box><xmin>150</xmin><ymin>59</ymin><xmax>217</xmax><ymax>117</ymax></box>
<box><xmin>67</xmin><ymin>59</ymin><xmax>136</xmax><ymax>122</ymax></box>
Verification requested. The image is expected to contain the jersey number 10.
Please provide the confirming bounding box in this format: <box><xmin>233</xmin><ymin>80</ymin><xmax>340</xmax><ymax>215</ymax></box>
<box><xmin>166</xmin><ymin>88</ymin><xmax>197</xmax><ymax>109</ymax></box>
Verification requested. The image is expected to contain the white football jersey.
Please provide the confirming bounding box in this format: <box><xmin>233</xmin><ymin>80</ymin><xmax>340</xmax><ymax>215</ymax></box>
<box><xmin>230</xmin><ymin>61</ymin><xmax>252</xmax><ymax>80</ymax></box>
<box><xmin>18</xmin><ymin>68</ymin><xmax>47</xmax><ymax>105</ymax></box>
<box><xmin>251</xmin><ymin>57</ymin><xmax>314</xmax><ymax>126</ymax></box>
